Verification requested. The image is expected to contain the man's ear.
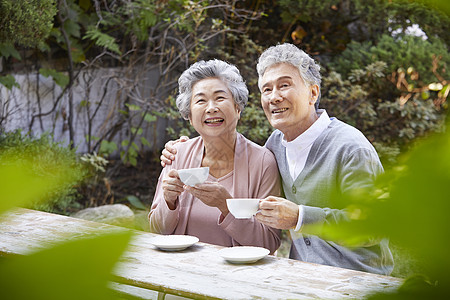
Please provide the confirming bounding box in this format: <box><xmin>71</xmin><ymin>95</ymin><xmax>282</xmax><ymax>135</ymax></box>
<box><xmin>310</xmin><ymin>84</ymin><xmax>319</xmax><ymax>105</ymax></box>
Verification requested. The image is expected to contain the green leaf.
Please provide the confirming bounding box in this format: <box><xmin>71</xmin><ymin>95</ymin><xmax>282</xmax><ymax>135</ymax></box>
<box><xmin>131</xmin><ymin>127</ymin><xmax>143</xmax><ymax>135</ymax></box>
<box><xmin>0</xmin><ymin>230</ymin><xmax>132</xmax><ymax>300</ymax></box>
<box><xmin>0</xmin><ymin>164</ymin><xmax>53</xmax><ymax>213</ymax></box>
<box><xmin>125</xmin><ymin>103</ymin><xmax>141</xmax><ymax>111</ymax></box>
<box><xmin>125</xmin><ymin>195</ymin><xmax>147</xmax><ymax>210</ymax></box>
<box><xmin>152</xmin><ymin>111</ymin><xmax>166</xmax><ymax>118</ymax></box>
<box><xmin>143</xmin><ymin>112</ymin><xmax>157</xmax><ymax>122</ymax></box>
<box><xmin>99</xmin><ymin>140</ymin><xmax>118</xmax><ymax>155</ymax></box>
<box><xmin>140</xmin><ymin>9</ymin><xmax>157</xmax><ymax>27</ymax></box>
<box><xmin>421</xmin><ymin>91</ymin><xmax>430</xmax><ymax>100</ymax></box>
<box><xmin>129</xmin><ymin>156</ymin><xmax>137</xmax><ymax>166</ymax></box>
<box><xmin>438</xmin><ymin>84</ymin><xmax>448</xmax><ymax>98</ymax></box>
<box><xmin>84</xmin><ymin>26</ymin><xmax>121</xmax><ymax>55</ymax></box>
<box><xmin>0</xmin><ymin>43</ymin><xmax>21</xmax><ymax>60</ymax></box>
<box><xmin>0</xmin><ymin>75</ymin><xmax>20</xmax><ymax>90</ymax></box>
<box><xmin>63</xmin><ymin>19</ymin><xmax>81</xmax><ymax>38</ymax></box>
<box><xmin>140</xmin><ymin>137</ymin><xmax>151</xmax><ymax>147</ymax></box>
<box><xmin>79</xmin><ymin>0</ymin><xmax>92</xmax><ymax>11</ymax></box>
<box><xmin>69</xmin><ymin>40</ymin><xmax>86</xmax><ymax>63</ymax></box>
<box><xmin>86</xmin><ymin>135</ymin><xmax>100</xmax><ymax>141</ymax></box>
<box><xmin>39</xmin><ymin>68</ymin><xmax>69</xmax><ymax>88</ymax></box>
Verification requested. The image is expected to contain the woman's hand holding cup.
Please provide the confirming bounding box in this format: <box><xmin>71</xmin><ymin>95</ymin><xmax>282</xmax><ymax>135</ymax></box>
<box><xmin>162</xmin><ymin>169</ymin><xmax>185</xmax><ymax>209</ymax></box>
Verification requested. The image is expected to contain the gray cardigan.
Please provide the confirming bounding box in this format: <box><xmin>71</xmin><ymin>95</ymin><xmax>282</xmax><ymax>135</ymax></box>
<box><xmin>266</xmin><ymin>117</ymin><xmax>394</xmax><ymax>275</ymax></box>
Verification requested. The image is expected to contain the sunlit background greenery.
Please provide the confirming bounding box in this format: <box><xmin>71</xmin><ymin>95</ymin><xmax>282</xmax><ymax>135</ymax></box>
<box><xmin>0</xmin><ymin>0</ymin><xmax>449</xmax><ymax>298</ymax></box>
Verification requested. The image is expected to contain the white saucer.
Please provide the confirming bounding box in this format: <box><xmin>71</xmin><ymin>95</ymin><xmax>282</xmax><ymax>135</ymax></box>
<box><xmin>218</xmin><ymin>246</ymin><xmax>270</xmax><ymax>264</ymax></box>
<box><xmin>151</xmin><ymin>235</ymin><xmax>199</xmax><ymax>251</ymax></box>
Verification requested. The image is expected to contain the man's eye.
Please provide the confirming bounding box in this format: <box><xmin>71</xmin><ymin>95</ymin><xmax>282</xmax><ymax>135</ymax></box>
<box><xmin>263</xmin><ymin>88</ymin><xmax>271</xmax><ymax>93</ymax></box>
<box><xmin>196</xmin><ymin>99</ymin><xmax>205</xmax><ymax>103</ymax></box>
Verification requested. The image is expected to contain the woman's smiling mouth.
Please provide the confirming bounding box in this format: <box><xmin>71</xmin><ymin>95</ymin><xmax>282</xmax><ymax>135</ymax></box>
<box><xmin>205</xmin><ymin>117</ymin><xmax>224</xmax><ymax>124</ymax></box>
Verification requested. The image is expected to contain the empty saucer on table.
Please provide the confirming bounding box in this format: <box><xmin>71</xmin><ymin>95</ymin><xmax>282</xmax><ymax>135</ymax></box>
<box><xmin>150</xmin><ymin>235</ymin><xmax>199</xmax><ymax>251</ymax></box>
<box><xmin>219</xmin><ymin>246</ymin><xmax>270</xmax><ymax>264</ymax></box>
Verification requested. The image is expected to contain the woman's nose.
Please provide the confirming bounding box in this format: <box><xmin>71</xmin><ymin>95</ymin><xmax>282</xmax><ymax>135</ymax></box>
<box><xmin>206</xmin><ymin>102</ymin><xmax>219</xmax><ymax>113</ymax></box>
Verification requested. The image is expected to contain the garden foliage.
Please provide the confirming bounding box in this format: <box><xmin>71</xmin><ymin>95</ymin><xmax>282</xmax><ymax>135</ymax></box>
<box><xmin>0</xmin><ymin>129</ymin><xmax>87</xmax><ymax>213</ymax></box>
<box><xmin>0</xmin><ymin>0</ymin><xmax>448</xmax><ymax>167</ymax></box>
<box><xmin>0</xmin><ymin>1</ymin><xmax>449</xmax><ymax>297</ymax></box>
<box><xmin>0</xmin><ymin>0</ymin><xmax>56</xmax><ymax>47</ymax></box>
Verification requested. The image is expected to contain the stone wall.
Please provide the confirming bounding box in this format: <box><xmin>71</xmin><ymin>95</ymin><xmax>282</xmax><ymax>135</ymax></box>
<box><xmin>0</xmin><ymin>67</ymin><xmax>174</xmax><ymax>155</ymax></box>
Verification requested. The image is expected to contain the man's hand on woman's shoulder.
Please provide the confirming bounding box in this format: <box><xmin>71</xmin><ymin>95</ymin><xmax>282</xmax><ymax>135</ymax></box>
<box><xmin>160</xmin><ymin>136</ymin><xmax>190</xmax><ymax>167</ymax></box>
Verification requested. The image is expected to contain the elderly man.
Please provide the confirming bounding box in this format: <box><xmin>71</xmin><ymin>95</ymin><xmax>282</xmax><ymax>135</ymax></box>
<box><xmin>161</xmin><ymin>43</ymin><xmax>394</xmax><ymax>275</ymax></box>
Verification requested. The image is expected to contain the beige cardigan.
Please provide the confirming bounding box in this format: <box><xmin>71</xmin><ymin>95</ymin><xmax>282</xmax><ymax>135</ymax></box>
<box><xmin>149</xmin><ymin>133</ymin><xmax>281</xmax><ymax>254</ymax></box>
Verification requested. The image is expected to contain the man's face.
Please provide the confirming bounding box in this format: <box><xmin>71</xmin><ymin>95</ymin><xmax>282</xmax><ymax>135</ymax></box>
<box><xmin>260</xmin><ymin>63</ymin><xmax>319</xmax><ymax>141</ymax></box>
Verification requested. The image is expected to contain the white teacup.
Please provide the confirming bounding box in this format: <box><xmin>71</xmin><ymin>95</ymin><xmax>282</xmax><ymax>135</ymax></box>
<box><xmin>226</xmin><ymin>198</ymin><xmax>260</xmax><ymax>219</ymax></box>
<box><xmin>177</xmin><ymin>167</ymin><xmax>209</xmax><ymax>187</ymax></box>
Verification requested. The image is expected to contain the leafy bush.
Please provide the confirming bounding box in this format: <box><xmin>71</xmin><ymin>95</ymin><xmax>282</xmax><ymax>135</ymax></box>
<box><xmin>0</xmin><ymin>0</ymin><xmax>57</xmax><ymax>47</ymax></box>
<box><xmin>330</xmin><ymin>34</ymin><xmax>450</xmax><ymax>82</ymax></box>
<box><xmin>321</xmin><ymin>33</ymin><xmax>448</xmax><ymax>166</ymax></box>
<box><xmin>0</xmin><ymin>129</ymin><xmax>87</xmax><ymax>213</ymax></box>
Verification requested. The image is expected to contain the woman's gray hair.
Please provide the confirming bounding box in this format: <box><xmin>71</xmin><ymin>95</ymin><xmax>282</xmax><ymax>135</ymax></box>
<box><xmin>176</xmin><ymin>59</ymin><xmax>249</xmax><ymax>120</ymax></box>
<box><xmin>256</xmin><ymin>43</ymin><xmax>322</xmax><ymax>110</ymax></box>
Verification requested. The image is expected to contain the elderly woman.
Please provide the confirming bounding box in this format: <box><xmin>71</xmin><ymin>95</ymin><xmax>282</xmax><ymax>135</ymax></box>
<box><xmin>149</xmin><ymin>59</ymin><xmax>281</xmax><ymax>253</ymax></box>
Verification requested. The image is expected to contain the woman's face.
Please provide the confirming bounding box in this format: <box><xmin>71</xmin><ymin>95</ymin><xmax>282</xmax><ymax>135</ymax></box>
<box><xmin>189</xmin><ymin>78</ymin><xmax>241</xmax><ymax>139</ymax></box>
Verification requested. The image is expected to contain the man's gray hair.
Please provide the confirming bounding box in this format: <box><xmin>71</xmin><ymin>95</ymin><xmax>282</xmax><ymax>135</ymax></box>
<box><xmin>176</xmin><ymin>59</ymin><xmax>249</xmax><ymax>120</ymax></box>
<box><xmin>256</xmin><ymin>43</ymin><xmax>322</xmax><ymax>110</ymax></box>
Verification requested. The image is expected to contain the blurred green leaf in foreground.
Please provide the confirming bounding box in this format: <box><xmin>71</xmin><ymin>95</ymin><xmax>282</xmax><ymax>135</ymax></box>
<box><xmin>0</xmin><ymin>230</ymin><xmax>132</xmax><ymax>300</ymax></box>
<box><xmin>0</xmin><ymin>157</ymin><xmax>74</xmax><ymax>213</ymax></box>
<box><xmin>0</xmin><ymin>148</ymin><xmax>132</xmax><ymax>299</ymax></box>
<box><xmin>304</xmin><ymin>110</ymin><xmax>450</xmax><ymax>298</ymax></box>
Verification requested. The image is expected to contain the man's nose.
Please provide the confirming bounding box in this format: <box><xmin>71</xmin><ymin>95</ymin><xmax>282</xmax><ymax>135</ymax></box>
<box><xmin>269</xmin><ymin>89</ymin><xmax>283</xmax><ymax>104</ymax></box>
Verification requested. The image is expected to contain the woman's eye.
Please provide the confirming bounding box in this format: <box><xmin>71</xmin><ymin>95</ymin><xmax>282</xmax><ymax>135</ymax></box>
<box><xmin>196</xmin><ymin>99</ymin><xmax>205</xmax><ymax>103</ymax></box>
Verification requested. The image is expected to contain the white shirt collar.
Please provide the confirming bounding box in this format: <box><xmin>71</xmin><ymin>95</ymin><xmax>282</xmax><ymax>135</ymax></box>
<box><xmin>281</xmin><ymin>109</ymin><xmax>331</xmax><ymax>149</ymax></box>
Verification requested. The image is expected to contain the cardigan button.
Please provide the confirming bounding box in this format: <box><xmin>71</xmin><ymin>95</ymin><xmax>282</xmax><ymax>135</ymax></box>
<box><xmin>292</xmin><ymin>186</ymin><xmax>297</xmax><ymax>194</ymax></box>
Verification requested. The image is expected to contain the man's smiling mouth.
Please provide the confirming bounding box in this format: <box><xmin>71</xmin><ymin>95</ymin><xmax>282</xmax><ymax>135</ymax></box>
<box><xmin>272</xmin><ymin>108</ymin><xmax>288</xmax><ymax>114</ymax></box>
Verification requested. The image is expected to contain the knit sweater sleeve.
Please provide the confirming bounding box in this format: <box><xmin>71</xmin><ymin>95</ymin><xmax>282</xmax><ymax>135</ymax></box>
<box><xmin>302</xmin><ymin>145</ymin><xmax>384</xmax><ymax>227</ymax></box>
